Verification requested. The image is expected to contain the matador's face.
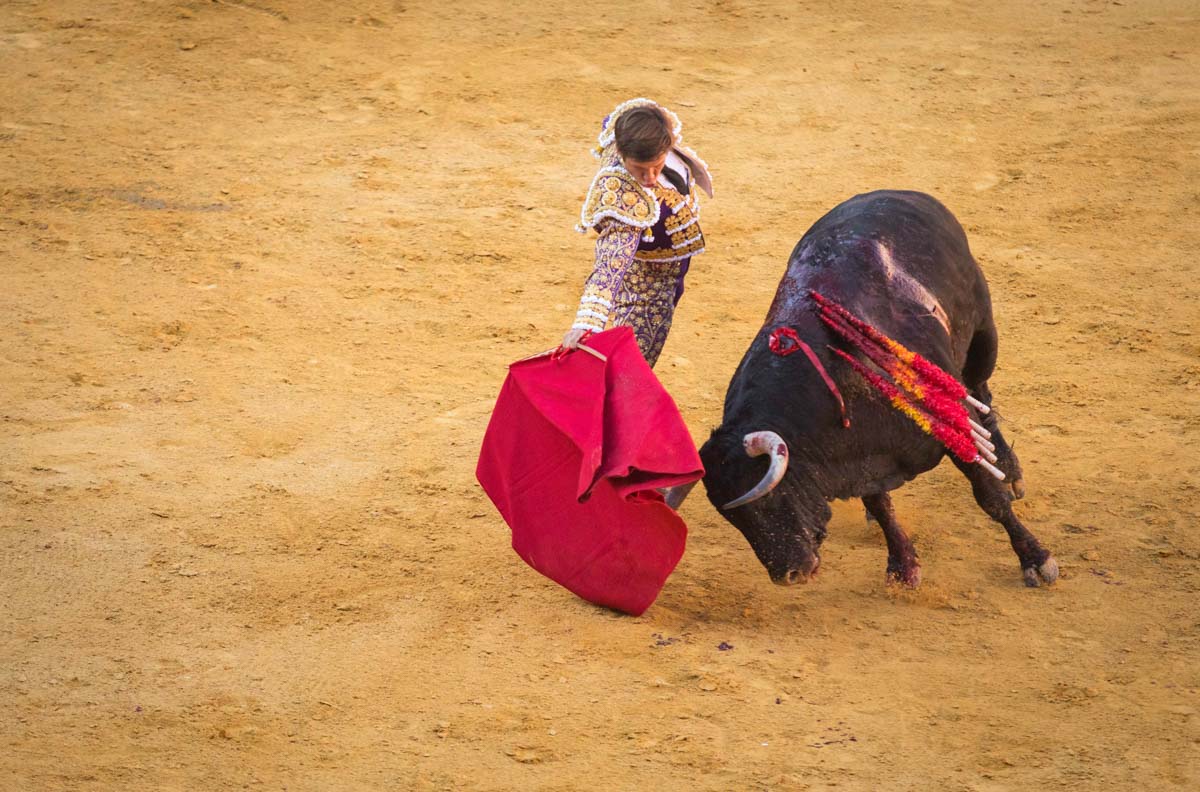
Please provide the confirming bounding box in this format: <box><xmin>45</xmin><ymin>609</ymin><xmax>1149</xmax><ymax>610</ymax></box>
<box><xmin>622</xmin><ymin>150</ymin><xmax>668</xmax><ymax>188</ymax></box>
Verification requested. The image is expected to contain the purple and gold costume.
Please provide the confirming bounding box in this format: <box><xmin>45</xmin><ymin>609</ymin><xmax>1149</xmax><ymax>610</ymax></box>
<box><xmin>571</xmin><ymin>99</ymin><xmax>713</xmax><ymax>368</ymax></box>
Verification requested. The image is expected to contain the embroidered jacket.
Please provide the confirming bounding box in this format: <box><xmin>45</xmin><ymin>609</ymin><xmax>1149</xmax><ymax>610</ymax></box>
<box><xmin>571</xmin><ymin>99</ymin><xmax>713</xmax><ymax>334</ymax></box>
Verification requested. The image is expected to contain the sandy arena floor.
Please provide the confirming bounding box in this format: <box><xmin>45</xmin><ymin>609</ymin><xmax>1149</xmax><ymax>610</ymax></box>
<box><xmin>2</xmin><ymin>1</ymin><xmax>1198</xmax><ymax>789</ymax></box>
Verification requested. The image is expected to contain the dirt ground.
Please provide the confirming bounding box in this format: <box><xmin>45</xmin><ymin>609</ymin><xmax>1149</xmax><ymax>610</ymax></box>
<box><xmin>2</xmin><ymin>0</ymin><xmax>1198</xmax><ymax>789</ymax></box>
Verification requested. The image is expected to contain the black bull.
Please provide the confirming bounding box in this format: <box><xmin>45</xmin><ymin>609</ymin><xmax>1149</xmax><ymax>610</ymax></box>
<box><xmin>699</xmin><ymin>190</ymin><xmax>1058</xmax><ymax>588</ymax></box>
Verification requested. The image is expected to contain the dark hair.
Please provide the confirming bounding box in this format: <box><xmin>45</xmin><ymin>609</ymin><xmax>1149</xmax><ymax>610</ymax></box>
<box><xmin>614</xmin><ymin>106</ymin><xmax>673</xmax><ymax>162</ymax></box>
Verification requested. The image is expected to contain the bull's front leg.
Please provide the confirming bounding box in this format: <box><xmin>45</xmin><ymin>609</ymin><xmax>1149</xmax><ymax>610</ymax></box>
<box><xmin>952</xmin><ymin>457</ymin><xmax>1058</xmax><ymax>587</ymax></box>
<box><xmin>862</xmin><ymin>492</ymin><xmax>921</xmax><ymax>588</ymax></box>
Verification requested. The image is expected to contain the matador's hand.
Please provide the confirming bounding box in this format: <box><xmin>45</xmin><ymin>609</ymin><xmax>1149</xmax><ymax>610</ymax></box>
<box><xmin>561</xmin><ymin>328</ymin><xmax>588</xmax><ymax>350</ymax></box>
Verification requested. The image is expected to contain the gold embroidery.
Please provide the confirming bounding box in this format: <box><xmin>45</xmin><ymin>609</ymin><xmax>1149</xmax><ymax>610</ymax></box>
<box><xmin>670</xmin><ymin>228</ymin><xmax>703</xmax><ymax>247</ymax></box>
<box><xmin>579</xmin><ymin>157</ymin><xmax>659</xmax><ymax>231</ymax></box>
<box><xmin>652</xmin><ymin>187</ymin><xmax>685</xmax><ymax>210</ymax></box>
<box><xmin>634</xmin><ymin>235</ymin><xmax>705</xmax><ymax>262</ymax></box>
<box><xmin>573</xmin><ymin>220</ymin><xmax>643</xmax><ymax>331</ymax></box>
<box><xmin>665</xmin><ymin>215</ymin><xmax>696</xmax><ymax>233</ymax></box>
<box><xmin>611</xmin><ymin>259</ymin><xmax>684</xmax><ymax>368</ymax></box>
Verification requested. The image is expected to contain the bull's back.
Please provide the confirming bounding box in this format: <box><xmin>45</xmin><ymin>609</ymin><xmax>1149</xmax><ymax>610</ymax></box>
<box><xmin>770</xmin><ymin>190</ymin><xmax>992</xmax><ymax>371</ymax></box>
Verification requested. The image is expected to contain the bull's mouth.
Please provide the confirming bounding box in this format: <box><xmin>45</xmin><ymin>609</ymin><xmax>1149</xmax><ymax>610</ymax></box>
<box><xmin>770</xmin><ymin>556</ymin><xmax>820</xmax><ymax>586</ymax></box>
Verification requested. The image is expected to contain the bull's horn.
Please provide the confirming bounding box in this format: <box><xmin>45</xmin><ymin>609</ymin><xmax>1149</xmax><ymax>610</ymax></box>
<box><xmin>723</xmin><ymin>431</ymin><xmax>789</xmax><ymax>509</ymax></box>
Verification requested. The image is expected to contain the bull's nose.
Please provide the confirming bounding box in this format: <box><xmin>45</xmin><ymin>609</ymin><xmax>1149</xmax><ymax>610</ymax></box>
<box><xmin>773</xmin><ymin>556</ymin><xmax>820</xmax><ymax>586</ymax></box>
<box><xmin>782</xmin><ymin>569</ymin><xmax>808</xmax><ymax>586</ymax></box>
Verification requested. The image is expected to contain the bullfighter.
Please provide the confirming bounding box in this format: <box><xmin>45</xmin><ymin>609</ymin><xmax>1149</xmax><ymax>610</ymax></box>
<box><xmin>560</xmin><ymin>98</ymin><xmax>714</xmax><ymax>367</ymax></box>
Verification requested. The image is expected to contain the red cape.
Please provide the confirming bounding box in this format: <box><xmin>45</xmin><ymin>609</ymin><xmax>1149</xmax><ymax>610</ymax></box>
<box><xmin>476</xmin><ymin>327</ymin><xmax>704</xmax><ymax>615</ymax></box>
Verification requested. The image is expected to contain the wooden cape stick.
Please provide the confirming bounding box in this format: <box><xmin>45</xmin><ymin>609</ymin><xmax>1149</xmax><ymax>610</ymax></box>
<box><xmin>513</xmin><ymin>343</ymin><xmax>608</xmax><ymax>365</ymax></box>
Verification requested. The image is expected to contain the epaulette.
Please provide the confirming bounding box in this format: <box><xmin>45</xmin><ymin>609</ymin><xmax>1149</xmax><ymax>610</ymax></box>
<box><xmin>576</xmin><ymin>157</ymin><xmax>660</xmax><ymax>234</ymax></box>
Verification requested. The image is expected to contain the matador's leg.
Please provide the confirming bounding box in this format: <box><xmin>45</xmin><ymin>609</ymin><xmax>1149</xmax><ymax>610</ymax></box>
<box><xmin>612</xmin><ymin>263</ymin><xmax>679</xmax><ymax>368</ymax></box>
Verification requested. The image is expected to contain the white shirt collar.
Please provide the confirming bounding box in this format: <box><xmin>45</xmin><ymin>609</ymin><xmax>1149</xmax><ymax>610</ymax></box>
<box><xmin>658</xmin><ymin>149</ymin><xmax>691</xmax><ymax>191</ymax></box>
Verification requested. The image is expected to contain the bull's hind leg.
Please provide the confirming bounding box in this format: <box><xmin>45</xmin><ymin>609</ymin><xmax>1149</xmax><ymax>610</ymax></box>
<box><xmin>862</xmin><ymin>493</ymin><xmax>921</xmax><ymax>587</ymax></box>
<box><xmin>952</xmin><ymin>457</ymin><xmax>1058</xmax><ymax>587</ymax></box>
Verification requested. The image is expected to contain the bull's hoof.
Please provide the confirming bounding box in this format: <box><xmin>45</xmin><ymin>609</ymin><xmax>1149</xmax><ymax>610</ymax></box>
<box><xmin>1010</xmin><ymin>477</ymin><xmax>1027</xmax><ymax>500</ymax></box>
<box><xmin>1022</xmin><ymin>555</ymin><xmax>1059</xmax><ymax>587</ymax></box>
<box><xmin>886</xmin><ymin>557</ymin><xmax>922</xmax><ymax>588</ymax></box>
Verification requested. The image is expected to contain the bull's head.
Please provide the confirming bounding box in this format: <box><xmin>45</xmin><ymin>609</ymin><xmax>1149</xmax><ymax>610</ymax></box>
<box><xmin>700</xmin><ymin>428</ymin><xmax>830</xmax><ymax>585</ymax></box>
